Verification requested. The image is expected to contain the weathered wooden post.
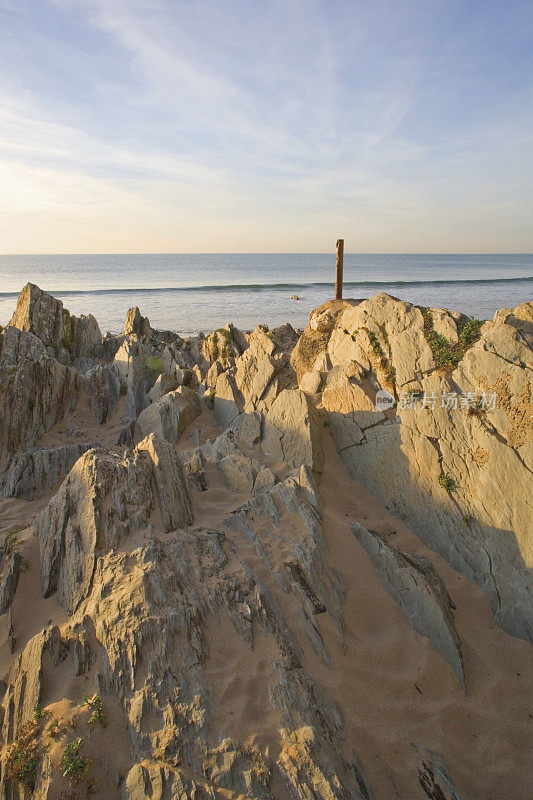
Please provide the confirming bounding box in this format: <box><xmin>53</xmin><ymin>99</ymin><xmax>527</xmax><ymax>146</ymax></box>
<box><xmin>335</xmin><ymin>238</ymin><xmax>344</xmax><ymax>300</ymax></box>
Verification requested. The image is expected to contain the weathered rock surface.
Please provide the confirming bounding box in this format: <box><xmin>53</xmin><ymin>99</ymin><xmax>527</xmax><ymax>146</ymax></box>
<box><xmin>36</xmin><ymin>434</ymin><xmax>193</xmax><ymax>613</ymax></box>
<box><xmin>0</xmin><ymin>547</ymin><xmax>21</xmax><ymax>615</ymax></box>
<box><xmin>85</xmin><ymin>363</ymin><xmax>121</xmax><ymax>424</ymax></box>
<box><xmin>9</xmin><ymin>282</ymin><xmax>103</xmax><ymax>359</ymax></box>
<box><xmin>262</xmin><ymin>389</ymin><xmax>324</xmax><ymax>472</ymax></box>
<box><xmin>1</xmin><ymin>441</ymin><xmax>102</xmax><ymax>500</ymax></box>
<box><xmin>0</xmin><ymin>356</ymin><xmax>82</xmax><ymax>460</ymax></box>
<box><xmin>296</xmin><ymin>295</ymin><xmax>533</xmax><ymax>641</ymax></box>
<box><xmin>351</xmin><ymin>524</ymin><xmax>464</xmax><ymax>686</ymax></box>
<box><xmin>136</xmin><ymin>386</ymin><xmax>201</xmax><ymax>444</ymax></box>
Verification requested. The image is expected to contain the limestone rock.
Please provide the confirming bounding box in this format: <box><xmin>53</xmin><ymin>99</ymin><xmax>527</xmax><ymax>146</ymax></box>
<box><xmin>213</xmin><ymin>371</ymin><xmax>241</xmax><ymax>428</ymax></box>
<box><xmin>262</xmin><ymin>389</ymin><xmax>323</xmax><ymax>472</ymax></box>
<box><xmin>299</xmin><ymin>370</ymin><xmax>322</xmax><ymax>393</ymax></box>
<box><xmin>85</xmin><ymin>363</ymin><xmax>121</xmax><ymax>424</ymax></box>
<box><xmin>0</xmin><ymin>356</ymin><xmax>82</xmax><ymax>460</ymax></box>
<box><xmin>0</xmin><ymin>326</ymin><xmax>47</xmax><ymax>367</ymax></box>
<box><xmin>412</xmin><ymin>744</ymin><xmax>466</xmax><ymax>800</ymax></box>
<box><xmin>217</xmin><ymin>453</ymin><xmax>254</xmax><ymax>493</ymax></box>
<box><xmin>1</xmin><ymin>442</ymin><xmax>102</xmax><ymax>500</ymax></box>
<box><xmin>136</xmin><ymin>386</ymin><xmax>201</xmax><ymax>444</ymax></box>
<box><xmin>9</xmin><ymin>282</ymin><xmax>65</xmax><ymax>349</ymax></box>
<box><xmin>232</xmin><ymin>324</ymin><xmax>298</xmax><ymax>414</ymax></box>
<box><xmin>351</xmin><ymin>524</ymin><xmax>464</xmax><ymax>686</ymax></box>
<box><xmin>36</xmin><ymin>434</ymin><xmax>193</xmax><ymax>613</ymax></box>
<box><xmin>0</xmin><ymin>547</ymin><xmax>21</xmax><ymax>615</ymax></box>
<box><xmin>254</xmin><ymin>466</ymin><xmax>276</xmax><ymax>494</ymax></box>
<box><xmin>301</xmin><ymin>295</ymin><xmax>533</xmax><ymax>641</ymax></box>
<box><xmin>8</xmin><ymin>283</ymin><xmax>102</xmax><ymax>358</ymax></box>
<box><xmin>123</xmin><ymin>306</ymin><xmax>152</xmax><ymax>337</ymax></box>
<box><xmin>228</xmin><ymin>411</ymin><xmax>262</xmax><ymax>450</ymax></box>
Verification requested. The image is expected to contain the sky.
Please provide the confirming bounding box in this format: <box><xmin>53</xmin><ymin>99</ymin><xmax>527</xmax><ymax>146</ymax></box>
<box><xmin>0</xmin><ymin>0</ymin><xmax>532</xmax><ymax>254</ymax></box>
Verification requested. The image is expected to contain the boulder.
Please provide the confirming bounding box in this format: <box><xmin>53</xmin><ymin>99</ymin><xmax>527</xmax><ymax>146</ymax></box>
<box><xmin>299</xmin><ymin>370</ymin><xmax>322</xmax><ymax>393</ymax></box>
<box><xmin>136</xmin><ymin>386</ymin><xmax>201</xmax><ymax>444</ymax></box>
<box><xmin>262</xmin><ymin>389</ymin><xmax>323</xmax><ymax>472</ymax></box>
<box><xmin>9</xmin><ymin>282</ymin><xmax>102</xmax><ymax>358</ymax></box>
<box><xmin>217</xmin><ymin>454</ymin><xmax>254</xmax><ymax>493</ymax></box>
<box><xmin>123</xmin><ymin>306</ymin><xmax>152</xmax><ymax>337</ymax></box>
<box><xmin>9</xmin><ymin>282</ymin><xmax>65</xmax><ymax>349</ymax></box>
<box><xmin>0</xmin><ymin>356</ymin><xmax>82</xmax><ymax>460</ymax></box>
<box><xmin>85</xmin><ymin>363</ymin><xmax>121</xmax><ymax>424</ymax></box>
<box><xmin>213</xmin><ymin>371</ymin><xmax>241</xmax><ymax>428</ymax></box>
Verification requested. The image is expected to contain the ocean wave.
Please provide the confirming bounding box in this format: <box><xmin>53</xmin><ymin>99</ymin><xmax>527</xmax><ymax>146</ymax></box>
<box><xmin>0</xmin><ymin>275</ymin><xmax>531</xmax><ymax>298</ymax></box>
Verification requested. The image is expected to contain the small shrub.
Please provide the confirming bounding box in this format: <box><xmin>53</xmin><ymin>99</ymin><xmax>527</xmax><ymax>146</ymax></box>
<box><xmin>463</xmin><ymin>514</ymin><xmax>473</xmax><ymax>527</ymax></box>
<box><xmin>438</xmin><ymin>472</ymin><xmax>456</xmax><ymax>492</ymax></box>
<box><xmin>28</xmin><ymin>397</ymin><xmax>36</xmax><ymax>410</ymax></box>
<box><xmin>5</xmin><ymin>721</ymin><xmax>40</xmax><ymax>790</ymax></box>
<box><xmin>119</xmin><ymin>383</ymin><xmax>128</xmax><ymax>397</ymax></box>
<box><xmin>467</xmin><ymin>399</ymin><xmax>484</xmax><ymax>418</ymax></box>
<box><xmin>422</xmin><ymin>310</ymin><xmax>484</xmax><ymax>371</ymax></box>
<box><xmin>33</xmin><ymin>703</ymin><xmax>51</xmax><ymax>722</ymax></box>
<box><xmin>457</xmin><ymin>318</ymin><xmax>483</xmax><ymax>349</ymax></box>
<box><xmin>82</xmin><ymin>694</ymin><xmax>107</xmax><ymax>728</ymax></box>
<box><xmin>62</xmin><ymin>739</ymin><xmax>91</xmax><ymax>785</ymax></box>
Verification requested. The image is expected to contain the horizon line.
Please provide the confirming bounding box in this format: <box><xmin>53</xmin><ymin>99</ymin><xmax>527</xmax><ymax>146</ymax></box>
<box><xmin>1</xmin><ymin>251</ymin><xmax>533</xmax><ymax>257</ymax></box>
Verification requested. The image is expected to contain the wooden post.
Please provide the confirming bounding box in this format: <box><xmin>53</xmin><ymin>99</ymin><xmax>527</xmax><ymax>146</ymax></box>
<box><xmin>335</xmin><ymin>239</ymin><xmax>344</xmax><ymax>299</ymax></box>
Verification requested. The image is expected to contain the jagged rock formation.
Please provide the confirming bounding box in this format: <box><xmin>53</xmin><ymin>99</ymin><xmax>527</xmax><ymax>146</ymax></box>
<box><xmin>351</xmin><ymin>524</ymin><xmax>464</xmax><ymax>686</ymax></box>
<box><xmin>136</xmin><ymin>386</ymin><xmax>201</xmax><ymax>444</ymax></box>
<box><xmin>36</xmin><ymin>435</ymin><xmax>192</xmax><ymax>613</ymax></box>
<box><xmin>262</xmin><ymin>389</ymin><xmax>324</xmax><ymax>472</ymax></box>
<box><xmin>1</xmin><ymin>442</ymin><xmax>101</xmax><ymax>499</ymax></box>
<box><xmin>0</xmin><ymin>285</ymin><xmax>530</xmax><ymax>800</ymax></box>
<box><xmin>293</xmin><ymin>294</ymin><xmax>533</xmax><ymax>641</ymax></box>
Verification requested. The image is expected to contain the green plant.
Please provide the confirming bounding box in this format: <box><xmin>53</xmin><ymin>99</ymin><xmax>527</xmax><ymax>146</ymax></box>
<box><xmin>438</xmin><ymin>472</ymin><xmax>456</xmax><ymax>492</ymax></box>
<box><xmin>119</xmin><ymin>382</ymin><xmax>128</xmax><ymax>397</ymax></box>
<box><xmin>145</xmin><ymin>355</ymin><xmax>164</xmax><ymax>373</ymax></box>
<box><xmin>62</xmin><ymin>739</ymin><xmax>91</xmax><ymax>785</ymax></box>
<box><xmin>3</xmin><ymin>528</ymin><xmax>23</xmax><ymax>554</ymax></box>
<box><xmin>463</xmin><ymin>514</ymin><xmax>473</xmax><ymax>527</ymax></box>
<box><xmin>422</xmin><ymin>310</ymin><xmax>484</xmax><ymax>371</ymax></box>
<box><xmin>33</xmin><ymin>703</ymin><xmax>51</xmax><ymax>722</ymax></box>
<box><xmin>28</xmin><ymin>397</ymin><xmax>36</xmax><ymax>409</ymax></box>
<box><xmin>457</xmin><ymin>318</ymin><xmax>483</xmax><ymax>349</ymax></box>
<box><xmin>5</xmin><ymin>721</ymin><xmax>40</xmax><ymax>790</ymax></box>
<box><xmin>82</xmin><ymin>694</ymin><xmax>107</xmax><ymax>728</ymax></box>
<box><xmin>366</xmin><ymin>329</ymin><xmax>396</xmax><ymax>387</ymax></box>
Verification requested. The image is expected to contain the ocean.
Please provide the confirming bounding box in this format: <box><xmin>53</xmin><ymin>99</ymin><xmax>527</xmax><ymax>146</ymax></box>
<box><xmin>0</xmin><ymin>253</ymin><xmax>531</xmax><ymax>336</ymax></box>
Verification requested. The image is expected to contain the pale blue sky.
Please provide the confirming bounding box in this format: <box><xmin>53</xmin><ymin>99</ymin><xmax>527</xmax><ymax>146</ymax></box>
<box><xmin>1</xmin><ymin>0</ymin><xmax>532</xmax><ymax>253</ymax></box>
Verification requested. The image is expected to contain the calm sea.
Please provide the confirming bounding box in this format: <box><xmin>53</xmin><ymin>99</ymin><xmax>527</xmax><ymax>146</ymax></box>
<box><xmin>0</xmin><ymin>254</ymin><xmax>531</xmax><ymax>335</ymax></box>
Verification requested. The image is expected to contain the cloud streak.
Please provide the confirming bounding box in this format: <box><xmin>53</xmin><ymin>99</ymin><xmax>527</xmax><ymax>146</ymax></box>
<box><xmin>0</xmin><ymin>0</ymin><xmax>532</xmax><ymax>252</ymax></box>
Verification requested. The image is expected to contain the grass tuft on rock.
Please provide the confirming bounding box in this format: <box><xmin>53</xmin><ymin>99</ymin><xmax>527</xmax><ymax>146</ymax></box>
<box><xmin>438</xmin><ymin>472</ymin><xmax>456</xmax><ymax>492</ymax></box>
<box><xmin>62</xmin><ymin>739</ymin><xmax>91</xmax><ymax>785</ymax></box>
<box><xmin>422</xmin><ymin>309</ymin><xmax>484</xmax><ymax>370</ymax></box>
<box><xmin>5</xmin><ymin>721</ymin><xmax>40</xmax><ymax>790</ymax></box>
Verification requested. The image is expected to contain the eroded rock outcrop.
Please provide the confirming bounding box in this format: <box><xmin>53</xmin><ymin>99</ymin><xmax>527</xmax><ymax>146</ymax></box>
<box><xmin>1</xmin><ymin>442</ymin><xmax>101</xmax><ymax>500</ymax></box>
<box><xmin>36</xmin><ymin>434</ymin><xmax>193</xmax><ymax>613</ymax></box>
<box><xmin>136</xmin><ymin>386</ymin><xmax>201</xmax><ymax>444</ymax></box>
<box><xmin>351</xmin><ymin>524</ymin><xmax>464</xmax><ymax>687</ymax></box>
<box><xmin>295</xmin><ymin>295</ymin><xmax>533</xmax><ymax>641</ymax></box>
<box><xmin>262</xmin><ymin>389</ymin><xmax>324</xmax><ymax>472</ymax></box>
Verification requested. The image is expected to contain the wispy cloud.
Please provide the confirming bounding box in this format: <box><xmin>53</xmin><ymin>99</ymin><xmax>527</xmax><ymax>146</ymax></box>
<box><xmin>0</xmin><ymin>0</ymin><xmax>531</xmax><ymax>252</ymax></box>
